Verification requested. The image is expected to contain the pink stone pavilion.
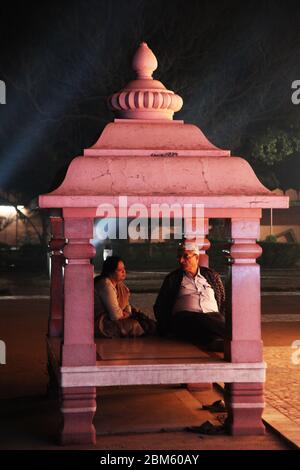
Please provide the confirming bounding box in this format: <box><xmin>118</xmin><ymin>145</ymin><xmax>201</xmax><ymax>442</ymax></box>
<box><xmin>39</xmin><ymin>43</ymin><xmax>288</xmax><ymax>444</ymax></box>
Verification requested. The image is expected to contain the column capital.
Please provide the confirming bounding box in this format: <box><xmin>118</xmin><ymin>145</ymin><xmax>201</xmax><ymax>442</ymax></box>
<box><xmin>231</xmin><ymin>218</ymin><xmax>260</xmax><ymax>240</ymax></box>
<box><xmin>64</xmin><ymin>217</ymin><xmax>94</xmax><ymax>240</ymax></box>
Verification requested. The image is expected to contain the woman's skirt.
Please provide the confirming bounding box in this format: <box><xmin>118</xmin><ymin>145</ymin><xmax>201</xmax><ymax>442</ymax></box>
<box><xmin>95</xmin><ymin>312</ymin><xmax>156</xmax><ymax>338</ymax></box>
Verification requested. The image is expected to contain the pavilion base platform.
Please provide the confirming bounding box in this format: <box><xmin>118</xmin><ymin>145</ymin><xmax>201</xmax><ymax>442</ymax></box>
<box><xmin>93</xmin><ymin>384</ymin><xmax>223</xmax><ymax>435</ymax></box>
<box><xmin>47</xmin><ymin>336</ymin><xmax>266</xmax><ymax>444</ymax></box>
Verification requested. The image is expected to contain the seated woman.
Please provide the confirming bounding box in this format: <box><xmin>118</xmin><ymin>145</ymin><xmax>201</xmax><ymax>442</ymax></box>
<box><xmin>94</xmin><ymin>256</ymin><xmax>156</xmax><ymax>338</ymax></box>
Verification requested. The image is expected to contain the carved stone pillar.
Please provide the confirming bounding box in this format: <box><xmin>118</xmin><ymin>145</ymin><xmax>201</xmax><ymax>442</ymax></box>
<box><xmin>48</xmin><ymin>217</ymin><xmax>65</xmax><ymax>338</ymax></box>
<box><xmin>225</xmin><ymin>217</ymin><xmax>265</xmax><ymax>435</ymax></box>
<box><xmin>47</xmin><ymin>217</ymin><xmax>65</xmax><ymax>398</ymax></box>
<box><xmin>60</xmin><ymin>217</ymin><xmax>97</xmax><ymax>445</ymax></box>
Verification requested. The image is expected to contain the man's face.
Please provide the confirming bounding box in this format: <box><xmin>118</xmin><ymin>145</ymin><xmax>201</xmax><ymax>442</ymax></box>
<box><xmin>177</xmin><ymin>249</ymin><xmax>199</xmax><ymax>274</ymax></box>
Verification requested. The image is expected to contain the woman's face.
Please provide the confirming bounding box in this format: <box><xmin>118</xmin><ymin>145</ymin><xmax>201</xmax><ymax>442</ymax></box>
<box><xmin>111</xmin><ymin>261</ymin><xmax>126</xmax><ymax>283</ymax></box>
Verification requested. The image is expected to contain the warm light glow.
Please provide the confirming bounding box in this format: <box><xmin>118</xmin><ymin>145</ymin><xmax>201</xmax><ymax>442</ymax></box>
<box><xmin>0</xmin><ymin>205</ymin><xmax>16</xmax><ymax>217</ymax></box>
<box><xmin>0</xmin><ymin>205</ymin><xmax>25</xmax><ymax>217</ymax></box>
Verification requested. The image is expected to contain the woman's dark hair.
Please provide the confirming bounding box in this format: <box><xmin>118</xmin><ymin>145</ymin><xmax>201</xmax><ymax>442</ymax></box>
<box><xmin>100</xmin><ymin>256</ymin><xmax>124</xmax><ymax>278</ymax></box>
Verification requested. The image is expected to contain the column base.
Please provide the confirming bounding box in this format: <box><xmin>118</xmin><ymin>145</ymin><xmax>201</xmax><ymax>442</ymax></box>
<box><xmin>224</xmin><ymin>383</ymin><xmax>265</xmax><ymax>436</ymax></box>
<box><xmin>225</xmin><ymin>340</ymin><xmax>263</xmax><ymax>363</ymax></box>
<box><xmin>60</xmin><ymin>386</ymin><xmax>97</xmax><ymax>445</ymax></box>
<box><xmin>225</xmin><ymin>409</ymin><xmax>266</xmax><ymax>436</ymax></box>
<box><xmin>60</xmin><ymin>428</ymin><xmax>96</xmax><ymax>446</ymax></box>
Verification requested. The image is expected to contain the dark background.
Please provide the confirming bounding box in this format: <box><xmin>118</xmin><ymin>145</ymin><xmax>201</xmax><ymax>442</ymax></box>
<box><xmin>0</xmin><ymin>0</ymin><xmax>300</xmax><ymax>203</ymax></box>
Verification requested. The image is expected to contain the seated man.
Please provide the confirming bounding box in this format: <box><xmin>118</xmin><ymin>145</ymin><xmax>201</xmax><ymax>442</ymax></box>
<box><xmin>153</xmin><ymin>240</ymin><xmax>225</xmax><ymax>350</ymax></box>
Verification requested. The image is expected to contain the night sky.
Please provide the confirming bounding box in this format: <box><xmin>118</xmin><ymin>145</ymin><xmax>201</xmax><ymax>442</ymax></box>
<box><xmin>0</xmin><ymin>0</ymin><xmax>300</xmax><ymax>202</ymax></box>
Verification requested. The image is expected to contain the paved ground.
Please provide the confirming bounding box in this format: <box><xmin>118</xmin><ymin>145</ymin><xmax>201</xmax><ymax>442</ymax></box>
<box><xmin>264</xmin><ymin>347</ymin><xmax>300</xmax><ymax>425</ymax></box>
<box><xmin>0</xmin><ymin>290</ymin><xmax>300</xmax><ymax>450</ymax></box>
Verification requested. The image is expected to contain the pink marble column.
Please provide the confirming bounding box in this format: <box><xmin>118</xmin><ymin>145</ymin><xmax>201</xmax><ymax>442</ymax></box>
<box><xmin>47</xmin><ymin>217</ymin><xmax>65</xmax><ymax>398</ymax></box>
<box><xmin>48</xmin><ymin>217</ymin><xmax>65</xmax><ymax>337</ymax></box>
<box><xmin>61</xmin><ymin>217</ymin><xmax>97</xmax><ymax>445</ymax></box>
<box><xmin>225</xmin><ymin>217</ymin><xmax>265</xmax><ymax>435</ymax></box>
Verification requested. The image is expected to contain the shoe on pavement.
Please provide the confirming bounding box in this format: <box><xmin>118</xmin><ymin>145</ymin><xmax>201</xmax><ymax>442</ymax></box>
<box><xmin>202</xmin><ymin>399</ymin><xmax>226</xmax><ymax>412</ymax></box>
<box><xmin>186</xmin><ymin>420</ymin><xmax>226</xmax><ymax>435</ymax></box>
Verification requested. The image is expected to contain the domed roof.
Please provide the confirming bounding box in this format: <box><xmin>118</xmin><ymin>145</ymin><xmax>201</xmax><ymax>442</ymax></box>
<box><xmin>39</xmin><ymin>43</ymin><xmax>288</xmax><ymax>211</ymax></box>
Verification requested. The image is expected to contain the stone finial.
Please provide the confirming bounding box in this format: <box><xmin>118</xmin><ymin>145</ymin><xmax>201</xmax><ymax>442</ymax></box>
<box><xmin>108</xmin><ymin>42</ymin><xmax>183</xmax><ymax>120</ymax></box>
<box><xmin>132</xmin><ymin>42</ymin><xmax>158</xmax><ymax>79</ymax></box>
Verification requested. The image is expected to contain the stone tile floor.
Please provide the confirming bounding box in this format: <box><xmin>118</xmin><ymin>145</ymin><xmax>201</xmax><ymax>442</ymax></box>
<box><xmin>264</xmin><ymin>347</ymin><xmax>300</xmax><ymax>425</ymax></box>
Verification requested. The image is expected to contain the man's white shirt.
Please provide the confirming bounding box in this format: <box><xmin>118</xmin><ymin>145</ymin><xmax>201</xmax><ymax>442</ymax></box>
<box><xmin>173</xmin><ymin>269</ymin><xmax>219</xmax><ymax>314</ymax></box>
